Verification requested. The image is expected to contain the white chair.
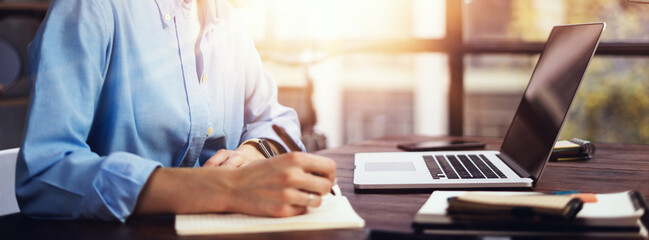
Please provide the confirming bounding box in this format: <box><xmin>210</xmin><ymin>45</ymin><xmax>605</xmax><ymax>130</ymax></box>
<box><xmin>0</xmin><ymin>148</ymin><xmax>20</xmax><ymax>216</ymax></box>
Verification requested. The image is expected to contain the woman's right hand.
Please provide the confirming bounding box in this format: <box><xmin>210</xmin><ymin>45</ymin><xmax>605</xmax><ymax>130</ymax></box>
<box><xmin>134</xmin><ymin>152</ymin><xmax>336</xmax><ymax>218</ymax></box>
<box><xmin>222</xmin><ymin>152</ymin><xmax>336</xmax><ymax>217</ymax></box>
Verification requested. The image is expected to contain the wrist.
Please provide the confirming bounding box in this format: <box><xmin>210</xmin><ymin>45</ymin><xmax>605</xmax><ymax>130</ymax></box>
<box><xmin>238</xmin><ymin>138</ymin><xmax>282</xmax><ymax>158</ymax></box>
<box><xmin>134</xmin><ymin>167</ymin><xmax>239</xmax><ymax>214</ymax></box>
<box><xmin>205</xmin><ymin>167</ymin><xmax>238</xmax><ymax>213</ymax></box>
<box><xmin>235</xmin><ymin>143</ymin><xmax>266</xmax><ymax>160</ymax></box>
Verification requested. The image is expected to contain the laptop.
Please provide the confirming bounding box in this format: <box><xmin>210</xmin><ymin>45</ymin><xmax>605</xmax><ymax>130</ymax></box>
<box><xmin>354</xmin><ymin>23</ymin><xmax>605</xmax><ymax>190</ymax></box>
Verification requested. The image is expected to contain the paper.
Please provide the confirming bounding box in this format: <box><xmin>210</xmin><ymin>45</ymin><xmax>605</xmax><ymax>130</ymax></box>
<box><xmin>175</xmin><ymin>196</ymin><xmax>365</xmax><ymax>235</ymax></box>
<box><xmin>554</xmin><ymin>140</ymin><xmax>581</xmax><ymax>150</ymax></box>
<box><xmin>455</xmin><ymin>193</ymin><xmax>576</xmax><ymax>209</ymax></box>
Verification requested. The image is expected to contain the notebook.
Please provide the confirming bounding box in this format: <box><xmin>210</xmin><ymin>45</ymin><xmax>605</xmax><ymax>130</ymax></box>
<box><xmin>415</xmin><ymin>191</ymin><xmax>646</xmax><ymax>228</ymax></box>
<box><xmin>354</xmin><ymin>23</ymin><xmax>605</xmax><ymax>190</ymax></box>
<box><xmin>175</xmin><ymin>195</ymin><xmax>365</xmax><ymax>235</ymax></box>
<box><xmin>551</xmin><ymin>138</ymin><xmax>596</xmax><ymax>161</ymax></box>
<box><xmin>446</xmin><ymin>193</ymin><xmax>584</xmax><ymax>220</ymax></box>
<box><xmin>413</xmin><ymin>190</ymin><xmax>648</xmax><ymax>238</ymax></box>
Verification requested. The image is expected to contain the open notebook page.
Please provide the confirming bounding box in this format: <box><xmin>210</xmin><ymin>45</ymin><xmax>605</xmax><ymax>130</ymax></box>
<box><xmin>175</xmin><ymin>195</ymin><xmax>364</xmax><ymax>235</ymax></box>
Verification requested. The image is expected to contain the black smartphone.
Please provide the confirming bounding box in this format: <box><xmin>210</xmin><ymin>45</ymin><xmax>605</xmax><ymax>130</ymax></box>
<box><xmin>397</xmin><ymin>140</ymin><xmax>486</xmax><ymax>151</ymax></box>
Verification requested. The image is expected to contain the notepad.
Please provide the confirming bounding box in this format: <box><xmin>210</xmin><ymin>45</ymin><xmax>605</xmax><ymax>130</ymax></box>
<box><xmin>175</xmin><ymin>195</ymin><xmax>365</xmax><ymax>235</ymax></box>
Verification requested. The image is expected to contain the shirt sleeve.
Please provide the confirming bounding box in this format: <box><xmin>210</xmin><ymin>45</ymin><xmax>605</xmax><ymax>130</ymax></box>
<box><xmin>238</xmin><ymin>44</ymin><xmax>305</xmax><ymax>151</ymax></box>
<box><xmin>15</xmin><ymin>0</ymin><xmax>161</xmax><ymax>222</ymax></box>
<box><xmin>231</xmin><ymin>5</ymin><xmax>306</xmax><ymax>151</ymax></box>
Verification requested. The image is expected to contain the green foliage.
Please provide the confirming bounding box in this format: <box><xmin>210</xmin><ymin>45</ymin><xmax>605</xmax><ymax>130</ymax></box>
<box><xmin>562</xmin><ymin>58</ymin><xmax>649</xmax><ymax>143</ymax></box>
<box><xmin>508</xmin><ymin>0</ymin><xmax>649</xmax><ymax>144</ymax></box>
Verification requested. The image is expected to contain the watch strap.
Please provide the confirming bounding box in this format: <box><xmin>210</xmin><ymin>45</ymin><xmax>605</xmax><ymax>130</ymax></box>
<box><xmin>240</xmin><ymin>138</ymin><xmax>278</xmax><ymax>158</ymax></box>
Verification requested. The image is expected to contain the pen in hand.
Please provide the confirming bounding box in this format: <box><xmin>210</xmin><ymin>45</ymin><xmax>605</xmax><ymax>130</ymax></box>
<box><xmin>272</xmin><ymin>124</ymin><xmax>340</xmax><ymax>196</ymax></box>
<box><xmin>272</xmin><ymin>124</ymin><xmax>303</xmax><ymax>152</ymax></box>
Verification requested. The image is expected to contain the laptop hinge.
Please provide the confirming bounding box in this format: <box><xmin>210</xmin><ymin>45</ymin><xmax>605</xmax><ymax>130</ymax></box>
<box><xmin>496</xmin><ymin>153</ymin><xmax>533</xmax><ymax>180</ymax></box>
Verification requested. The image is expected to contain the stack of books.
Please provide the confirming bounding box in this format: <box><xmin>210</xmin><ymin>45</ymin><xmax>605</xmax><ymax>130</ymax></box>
<box><xmin>413</xmin><ymin>191</ymin><xmax>648</xmax><ymax>238</ymax></box>
<box><xmin>551</xmin><ymin>138</ymin><xmax>596</xmax><ymax>161</ymax></box>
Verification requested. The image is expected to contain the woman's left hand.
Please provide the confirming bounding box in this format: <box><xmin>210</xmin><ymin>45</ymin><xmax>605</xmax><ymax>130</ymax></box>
<box><xmin>203</xmin><ymin>144</ymin><xmax>266</xmax><ymax>168</ymax></box>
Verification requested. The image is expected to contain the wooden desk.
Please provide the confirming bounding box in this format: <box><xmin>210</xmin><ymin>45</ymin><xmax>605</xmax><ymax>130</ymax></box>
<box><xmin>2</xmin><ymin>135</ymin><xmax>649</xmax><ymax>239</ymax></box>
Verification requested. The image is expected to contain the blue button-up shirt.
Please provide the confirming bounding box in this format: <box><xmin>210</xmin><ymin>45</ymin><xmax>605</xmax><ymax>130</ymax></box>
<box><xmin>16</xmin><ymin>0</ymin><xmax>303</xmax><ymax>222</ymax></box>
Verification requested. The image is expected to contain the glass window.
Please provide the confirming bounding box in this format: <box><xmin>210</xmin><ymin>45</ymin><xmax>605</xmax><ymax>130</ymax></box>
<box><xmin>239</xmin><ymin>0</ymin><xmax>446</xmax><ymax>42</ymax></box>
<box><xmin>464</xmin><ymin>0</ymin><xmax>649</xmax><ymax>144</ymax></box>
<box><xmin>464</xmin><ymin>0</ymin><xmax>649</xmax><ymax>42</ymax></box>
<box><xmin>465</xmin><ymin>54</ymin><xmax>649</xmax><ymax>144</ymax></box>
<box><xmin>238</xmin><ymin>0</ymin><xmax>449</xmax><ymax>147</ymax></box>
<box><xmin>562</xmin><ymin>56</ymin><xmax>649</xmax><ymax>144</ymax></box>
<box><xmin>464</xmin><ymin>54</ymin><xmax>537</xmax><ymax>137</ymax></box>
<box><xmin>266</xmin><ymin>53</ymin><xmax>448</xmax><ymax>147</ymax></box>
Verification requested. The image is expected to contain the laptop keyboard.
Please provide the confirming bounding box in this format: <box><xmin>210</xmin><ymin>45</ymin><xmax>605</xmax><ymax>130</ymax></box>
<box><xmin>423</xmin><ymin>154</ymin><xmax>507</xmax><ymax>179</ymax></box>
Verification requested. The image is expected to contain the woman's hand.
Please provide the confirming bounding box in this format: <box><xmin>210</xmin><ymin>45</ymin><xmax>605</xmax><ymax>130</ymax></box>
<box><xmin>134</xmin><ymin>152</ymin><xmax>336</xmax><ymax>218</ymax></box>
<box><xmin>222</xmin><ymin>152</ymin><xmax>336</xmax><ymax>217</ymax></box>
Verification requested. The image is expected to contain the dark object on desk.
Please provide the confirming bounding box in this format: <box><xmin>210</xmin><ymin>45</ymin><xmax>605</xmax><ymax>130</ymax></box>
<box><xmin>550</xmin><ymin>138</ymin><xmax>596</xmax><ymax>161</ymax></box>
<box><xmin>446</xmin><ymin>193</ymin><xmax>584</xmax><ymax>221</ymax></box>
<box><xmin>368</xmin><ymin>229</ymin><xmax>480</xmax><ymax>240</ymax></box>
<box><xmin>397</xmin><ymin>140</ymin><xmax>485</xmax><ymax>151</ymax></box>
<box><xmin>413</xmin><ymin>190</ymin><xmax>649</xmax><ymax>238</ymax></box>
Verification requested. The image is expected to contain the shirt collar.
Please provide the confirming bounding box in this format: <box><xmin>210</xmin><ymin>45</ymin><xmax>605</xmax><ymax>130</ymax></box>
<box><xmin>202</xmin><ymin>0</ymin><xmax>221</xmax><ymax>32</ymax></box>
<box><xmin>154</xmin><ymin>0</ymin><xmax>221</xmax><ymax>29</ymax></box>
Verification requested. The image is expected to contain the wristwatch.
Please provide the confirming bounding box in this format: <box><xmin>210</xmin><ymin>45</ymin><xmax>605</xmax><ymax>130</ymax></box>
<box><xmin>240</xmin><ymin>138</ymin><xmax>279</xmax><ymax>158</ymax></box>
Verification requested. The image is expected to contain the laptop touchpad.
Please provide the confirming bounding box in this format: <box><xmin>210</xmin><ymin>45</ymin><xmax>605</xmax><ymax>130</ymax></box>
<box><xmin>365</xmin><ymin>162</ymin><xmax>416</xmax><ymax>172</ymax></box>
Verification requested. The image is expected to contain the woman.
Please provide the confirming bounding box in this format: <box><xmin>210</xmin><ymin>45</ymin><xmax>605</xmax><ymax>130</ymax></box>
<box><xmin>16</xmin><ymin>0</ymin><xmax>335</xmax><ymax>222</ymax></box>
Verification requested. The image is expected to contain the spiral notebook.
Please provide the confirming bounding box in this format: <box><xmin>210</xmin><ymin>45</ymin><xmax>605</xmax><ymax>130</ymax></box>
<box><xmin>551</xmin><ymin>138</ymin><xmax>596</xmax><ymax>161</ymax></box>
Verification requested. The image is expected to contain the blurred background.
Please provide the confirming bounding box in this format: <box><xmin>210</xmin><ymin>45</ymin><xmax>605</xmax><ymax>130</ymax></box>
<box><xmin>1</xmin><ymin>0</ymin><xmax>649</xmax><ymax>151</ymax></box>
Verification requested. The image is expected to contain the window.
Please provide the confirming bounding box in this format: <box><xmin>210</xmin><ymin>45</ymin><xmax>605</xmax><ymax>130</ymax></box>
<box><xmin>2</xmin><ymin>0</ymin><xmax>647</xmax><ymax>150</ymax></box>
<box><xmin>463</xmin><ymin>0</ymin><xmax>649</xmax><ymax>144</ymax></box>
<box><xmin>240</xmin><ymin>0</ymin><xmax>449</xmax><ymax>147</ymax></box>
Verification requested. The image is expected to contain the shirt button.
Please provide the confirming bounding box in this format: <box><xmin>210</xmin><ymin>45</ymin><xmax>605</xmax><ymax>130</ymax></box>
<box><xmin>201</xmin><ymin>74</ymin><xmax>208</xmax><ymax>83</ymax></box>
<box><xmin>164</xmin><ymin>13</ymin><xmax>172</xmax><ymax>22</ymax></box>
<box><xmin>206</xmin><ymin>127</ymin><xmax>213</xmax><ymax>136</ymax></box>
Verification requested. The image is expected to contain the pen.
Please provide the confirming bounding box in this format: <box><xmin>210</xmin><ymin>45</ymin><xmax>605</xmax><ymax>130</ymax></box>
<box><xmin>550</xmin><ymin>190</ymin><xmax>597</xmax><ymax>203</ymax></box>
<box><xmin>272</xmin><ymin>124</ymin><xmax>339</xmax><ymax>196</ymax></box>
<box><xmin>272</xmin><ymin>124</ymin><xmax>303</xmax><ymax>152</ymax></box>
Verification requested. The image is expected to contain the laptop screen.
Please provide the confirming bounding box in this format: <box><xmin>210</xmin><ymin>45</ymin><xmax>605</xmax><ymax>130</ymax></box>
<box><xmin>499</xmin><ymin>23</ymin><xmax>604</xmax><ymax>180</ymax></box>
